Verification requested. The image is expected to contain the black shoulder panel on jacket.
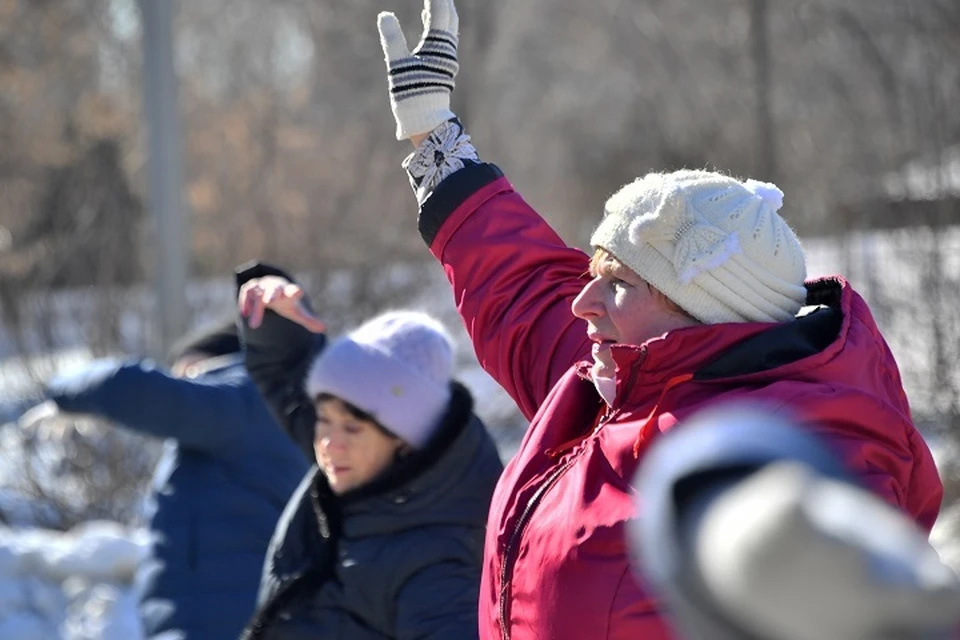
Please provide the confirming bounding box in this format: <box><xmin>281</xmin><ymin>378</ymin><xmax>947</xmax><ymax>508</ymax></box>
<box><xmin>695</xmin><ymin>305</ymin><xmax>842</xmax><ymax>381</ymax></box>
<box><xmin>418</xmin><ymin>163</ymin><xmax>505</xmax><ymax>248</ymax></box>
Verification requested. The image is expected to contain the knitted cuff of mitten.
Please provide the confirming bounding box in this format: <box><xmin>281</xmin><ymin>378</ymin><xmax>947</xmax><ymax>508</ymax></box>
<box><xmin>402</xmin><ymin>118</ymin><xmax>480</xmax><ymax>205</ymax></box>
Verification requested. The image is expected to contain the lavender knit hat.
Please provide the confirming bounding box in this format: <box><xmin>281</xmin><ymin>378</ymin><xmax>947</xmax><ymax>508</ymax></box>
<box><xmin>305</xmin><ymin>311</ymin><xmax>455</xmax><ymax>448</ymax></box>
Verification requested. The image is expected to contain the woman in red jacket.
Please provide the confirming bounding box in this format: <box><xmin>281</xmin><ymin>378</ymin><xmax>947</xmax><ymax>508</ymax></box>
<box><xmin>374</xmin><ymin>2</ymin><xmax>944</xmax><ymax>638</ymax></box>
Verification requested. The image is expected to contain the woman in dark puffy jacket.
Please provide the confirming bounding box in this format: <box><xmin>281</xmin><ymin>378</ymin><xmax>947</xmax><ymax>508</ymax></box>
<box><xmin>235</xmin><ymin>262</ymin><xmax>503</xmax><ymax>640</ymax></box>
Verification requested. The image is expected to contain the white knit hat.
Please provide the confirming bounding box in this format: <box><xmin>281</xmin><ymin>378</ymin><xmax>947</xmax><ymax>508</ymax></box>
<box><xmin>305</xmin><ymin>311</ymin><xmax>454</xmax><ymax>448</ymax></box>
<box><xmin>590</xmin><ymin>170</ymin><xmax>807</xmax><ymax>324</ymax></box>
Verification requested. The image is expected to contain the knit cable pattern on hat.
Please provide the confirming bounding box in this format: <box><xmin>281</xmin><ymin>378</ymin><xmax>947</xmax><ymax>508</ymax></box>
<box><xmin>591</xmin><ymin>170</ymin><xmax>807</xmax><ymax>324</ymax></box>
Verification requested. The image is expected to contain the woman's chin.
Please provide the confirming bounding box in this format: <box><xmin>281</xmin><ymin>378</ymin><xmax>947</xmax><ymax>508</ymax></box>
<box><xmin>591</xmin><ymin>360</ymin><xmax>614</xmax><ymax>381</ymax></box>
<box><xmin>322</xmin><ymin>469</ymin><xmax>352</xmax><ymax>494</ymax></box>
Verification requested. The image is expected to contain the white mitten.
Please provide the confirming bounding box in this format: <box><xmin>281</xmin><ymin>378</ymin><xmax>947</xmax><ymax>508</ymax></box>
<box><xmin>378</xmin><ymin>0</ymin><xmax>459</xmax><ymax>140</ymax></box>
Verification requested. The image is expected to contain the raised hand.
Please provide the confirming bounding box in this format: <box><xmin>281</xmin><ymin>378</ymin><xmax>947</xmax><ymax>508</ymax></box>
<box><xmin>377</xmin><ymin>0</ymin><xmax>459</xmax><ymax>140</ymax></box>
<box><xmin>238</xmin><ymin>276</ymin><xmax>326</xmax><ymax>333</ymax></box>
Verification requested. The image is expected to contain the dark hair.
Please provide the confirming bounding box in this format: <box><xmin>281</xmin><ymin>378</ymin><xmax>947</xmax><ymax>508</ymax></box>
<box><xmin>314</xmin><ymin>393</ymin><xmax>398</xmax><ymax>440</ymax></box>
<box><xmin>169</xmin><ymin>317</ymin><xmax>241</xmax><ymax>363</ymax></box>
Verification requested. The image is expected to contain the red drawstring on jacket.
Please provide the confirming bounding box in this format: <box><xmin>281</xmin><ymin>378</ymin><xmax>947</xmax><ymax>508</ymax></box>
<box><xmin>633</xmin><ymin>373</ymin><xmax>694</xmax><ymax>458</ymax></box>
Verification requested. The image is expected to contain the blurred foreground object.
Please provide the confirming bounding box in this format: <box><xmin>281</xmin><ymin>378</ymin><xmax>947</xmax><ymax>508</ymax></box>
<box><xmin>630</xmin><ymin>404</ymin><xmax>960</xmax><ymax>640</ymax></box>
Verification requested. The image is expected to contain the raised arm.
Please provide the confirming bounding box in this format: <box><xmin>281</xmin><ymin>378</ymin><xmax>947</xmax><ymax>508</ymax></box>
<box><xmin>377</xmin><ymin>0</ymin><xmax>592</xmax><ymax>419</ymax></box>
<box><xmin>420</xmin><ymin>155</ymin><xmax>592</xmax><ymax>420</ymax></box>
<box><xmin>45</xmin><ymin>358</ymin><xmax>252</xmax><ymax>454</ymax></box>
<box><xmin>236</xmin><ymin>261</ymin><xmax>326</xmax><ymax>462</ymax></box>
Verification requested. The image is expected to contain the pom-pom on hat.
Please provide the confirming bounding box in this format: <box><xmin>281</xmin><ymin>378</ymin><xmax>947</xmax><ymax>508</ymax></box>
<box><xmin>305</xmin><ymin>311</ymin><xmax>455</xmax><ymax>448</ymax></box>
<box><xmin>590</xmin><ymin>170</ymin><xmax>808</xmax><ymax>324</ymax></box>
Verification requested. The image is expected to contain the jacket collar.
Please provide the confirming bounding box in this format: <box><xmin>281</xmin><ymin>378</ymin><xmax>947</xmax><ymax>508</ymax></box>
<box><xmin>574</xmin><ymin>322</ymin><xmax>771</xmax><ymax>409</ymax></box>
<box><xmin>577</xmin><ymin>277</ymin><xmax>850</xmax><ymax>408</ymax></box>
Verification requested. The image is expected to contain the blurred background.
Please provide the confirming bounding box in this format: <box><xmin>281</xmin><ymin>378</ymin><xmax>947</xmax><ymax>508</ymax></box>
<box><xmin>0</xmin><ymin>0</ymin><xmax>957</xmax><ymax>543</ymax></box>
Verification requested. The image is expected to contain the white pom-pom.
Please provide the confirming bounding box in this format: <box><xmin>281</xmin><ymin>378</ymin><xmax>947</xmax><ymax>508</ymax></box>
<box><xmin>743</xmin><ymin>179</ymin><xmax>784</xmax><ymax>212</ymax></box>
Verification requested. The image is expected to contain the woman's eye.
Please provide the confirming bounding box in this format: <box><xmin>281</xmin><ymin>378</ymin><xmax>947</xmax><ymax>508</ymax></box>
<box><xmin>344</xmin><ymin>423</ymin><xmax>361</xmax><ymax>435</ymax></box>
<box><xmin>609</xmin><ymin>277</ymin><xmax>627</xmax><ymax>290</ymax></box>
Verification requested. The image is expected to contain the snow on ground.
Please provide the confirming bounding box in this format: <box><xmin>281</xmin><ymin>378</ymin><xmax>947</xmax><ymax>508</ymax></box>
<box><xmin>932</xmin><ymin>504</ymin><xmax>960</xmax><ymax>572</ymax></box>
<box><xmin>930</xmin><ymin>440</ymin><xmax>960</xmax><ymax>572</ymax></box>
<box><xmin>0</xmin><ymin>521</ymin><xmax>170</xmax><ymax>640</ymax></box>
<box><xmin>0</xmin><ymin>406</ymin><xmax>162</xmax><ymax>531</ymax></box>
<box><xmin>0</xmin><ymin>406</ymin><xmax>173</xmax><ymax>639</ymax></box>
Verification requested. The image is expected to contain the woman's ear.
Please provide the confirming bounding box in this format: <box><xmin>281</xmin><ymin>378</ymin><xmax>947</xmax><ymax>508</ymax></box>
<box><xmin>395</xmin><ymin>439</ymin><xmax>414</xmax><ymax>458</ymax></box>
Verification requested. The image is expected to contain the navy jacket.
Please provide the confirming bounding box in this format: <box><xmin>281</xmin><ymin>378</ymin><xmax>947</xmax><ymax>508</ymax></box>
<box><xmin>46</xmin><ymin>357</ymin><xmax>310</xmax><ymax>640</ymax></box>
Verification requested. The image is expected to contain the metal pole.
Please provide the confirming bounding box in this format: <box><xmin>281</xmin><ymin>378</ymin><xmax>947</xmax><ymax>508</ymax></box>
<box><xmin>139</xmin><ymin>0</ymin><xmax>188</xmax><ymax>360</ymax></box>
<box><xmin>750</xmin><ymin>0</ymin><xmax>777</xmax><ymax>181</ymax></box>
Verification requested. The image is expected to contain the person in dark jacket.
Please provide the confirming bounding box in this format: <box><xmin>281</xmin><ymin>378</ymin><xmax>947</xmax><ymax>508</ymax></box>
<box><xmin>235</xmin><ymin>262</ymin><xmax>504</xmax><ymax>640</ymax></box>
<box><xmin>44</xmin><ymin>320</ymin><xmax>310</xmax><ymax>640</ymax></box>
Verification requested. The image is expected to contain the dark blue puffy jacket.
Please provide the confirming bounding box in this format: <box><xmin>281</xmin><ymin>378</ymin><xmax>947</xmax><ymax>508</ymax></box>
<box><xmin>46</xmin><ymin>358</ymin><xmax>310</xmax><ymax>640</ymax></box>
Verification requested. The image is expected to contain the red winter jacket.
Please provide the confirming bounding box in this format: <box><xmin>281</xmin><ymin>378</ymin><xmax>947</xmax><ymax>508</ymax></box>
<box><xmin>417</xmin><ymin>164</ymin><xmax>943</xmax><ymax>640</ymax></box>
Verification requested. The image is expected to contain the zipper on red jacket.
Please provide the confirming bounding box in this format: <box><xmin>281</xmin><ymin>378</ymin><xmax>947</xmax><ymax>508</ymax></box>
<box><xmin>497</xmin><ymin>408</ymin><xmax>621</xmax><ymax>640</ymax></box>
<box><xmin>632</xmin><ymin>372</ymin><xmax>694</xmax><ymax>457</ymax></box>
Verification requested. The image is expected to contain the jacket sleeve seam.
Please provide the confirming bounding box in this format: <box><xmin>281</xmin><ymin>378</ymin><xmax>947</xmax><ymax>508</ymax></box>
<box><xmin>418</xmin><ymin>163</ymin><xmax>505</xmax><ymax>247</ymax></box>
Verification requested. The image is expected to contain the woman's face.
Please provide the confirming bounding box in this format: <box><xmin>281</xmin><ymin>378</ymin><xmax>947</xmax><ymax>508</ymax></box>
<box><xmin>571</xmin><ymin>252</ymin><xmax>699</xmax><ymax>380</ymax></box>
<box><xmin>313</xmin><ymin>397</ymin><xmax>405</xmax><ymax>494</ymax></box>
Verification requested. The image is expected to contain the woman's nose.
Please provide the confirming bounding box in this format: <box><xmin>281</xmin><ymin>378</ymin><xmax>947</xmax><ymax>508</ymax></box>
<box><xmin>327</xmin><ymin>432</ymin><xmax>347</xmax><ymax>451</ymax></box>
<box><xmin>317</xmin><ymin>431</ymin><xmax>345</xmax><ymax>452</ymax></box>
<box><xmin>571</xmin><ymin>278</ymin><xmax>603</xmax><ymax>320</ymax></box>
